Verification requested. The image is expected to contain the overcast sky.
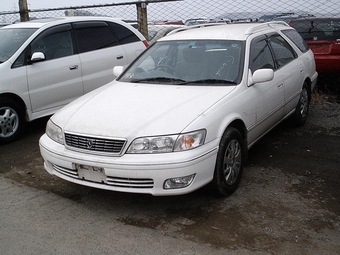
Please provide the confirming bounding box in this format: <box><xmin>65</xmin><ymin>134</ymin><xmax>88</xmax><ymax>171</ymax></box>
<box><xmin>1</xmin><ymin>0</ymin><xmax>131</xmax><ymax>11</ymax></box>
<box><xmin>1</xmin><ymin>0</ymin><xmax>340</xmax><ymax>13</ymax></box>
<box><xmin>1</xmin><ymin>0</ymin><xmax>339</xmax><ymax>21</ymax></box>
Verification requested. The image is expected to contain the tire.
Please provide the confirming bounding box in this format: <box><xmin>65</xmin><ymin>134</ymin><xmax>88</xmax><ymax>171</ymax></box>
<box><xmin>0</xmin><ymin>98</ymin><xmax>26</xmax><ymax>143</ymax></box>
<box><xmin>213</xmin><ymin>127</ymin><xmax>245</xmax><ymax>197</ymax></box>
<box><xmin>292</xmin><ymin>82</ymin><xmax>310</xmax><ymax>126</ymax></box>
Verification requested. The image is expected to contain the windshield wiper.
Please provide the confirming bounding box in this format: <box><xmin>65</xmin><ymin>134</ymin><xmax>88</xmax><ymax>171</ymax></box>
<box><xmin>130</xmin><ymin>77</ymin><xmax>186</xmax><ymax>84</ymax></box>
<box><xmin>179</xmin><ymin>79</ymin><xmax>237</xmax><ymax>85</ymax></box>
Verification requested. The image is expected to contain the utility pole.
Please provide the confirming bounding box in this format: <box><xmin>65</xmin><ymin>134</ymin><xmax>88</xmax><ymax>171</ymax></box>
<box><xmin>18</xmin><ymin>0</ymin><xmax>29</xmax><ymax>21</ymax></box>
<box><xmin>136</xmin><ymin>2</ymin><xmax>148</xmax><ymax>40</ymax></box>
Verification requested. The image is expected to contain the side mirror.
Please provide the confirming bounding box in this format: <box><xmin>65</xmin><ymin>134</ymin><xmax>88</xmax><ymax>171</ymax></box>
<box><xmin>248</xmin><ymin>68</ymin><xmax>274</xmax><ymax>86</ymax></box>
<box><xmin>30</xmin><ymin>52</ymin><xmax>45</xmax><ymax>63</ymax></box>
<box><xmin>113</xmin><ymin>66</ymin><xmax>124</xmax><ymax>77</ymax></box>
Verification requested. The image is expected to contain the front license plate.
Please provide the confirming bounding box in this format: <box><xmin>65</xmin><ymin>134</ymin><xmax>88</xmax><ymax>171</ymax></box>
<box><xmin>76</xmin><ymin>164</ymin><xmax>106</xmax><ymax>183</ymax></box>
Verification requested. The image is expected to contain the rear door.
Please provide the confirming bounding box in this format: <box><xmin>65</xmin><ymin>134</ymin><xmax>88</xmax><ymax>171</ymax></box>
<box><xmin>267</xmin><ymin>33</ymin><xmax>303</xmax><ymax>116</ymax></box>
<box><xmin>73</xmin><ymin>21</ymin><xmax>128</xmax><ymax>94</ymax></box>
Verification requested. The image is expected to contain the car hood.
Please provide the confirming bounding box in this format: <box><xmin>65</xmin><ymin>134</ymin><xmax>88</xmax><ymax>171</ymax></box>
<box><xmin>53</xmin><ymin>81</ymin><xmax>235</xmax><ymax>138</ymax></box>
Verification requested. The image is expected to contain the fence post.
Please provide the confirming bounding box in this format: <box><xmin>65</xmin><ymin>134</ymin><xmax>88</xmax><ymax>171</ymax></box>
<box><xmin>18</xmin><ymin>0</ymin><xmax>29</xmax><ymax>21</ymax></box>
<box><xmin>136</xmin><ymin>2</ymin><xmax>148</xmax><ymax>40</ymax></box>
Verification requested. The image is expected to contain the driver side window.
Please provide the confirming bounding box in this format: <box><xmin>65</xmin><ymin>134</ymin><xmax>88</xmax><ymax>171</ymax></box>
<box><xmin>249</xmin><ymin>37</ymin><xmax>275</xmax><ymax>73</ymax></box>
<box><xmin>31</xmin><ymin>26</ymin><xmax>73</xmax><ymax>61</ymax></box>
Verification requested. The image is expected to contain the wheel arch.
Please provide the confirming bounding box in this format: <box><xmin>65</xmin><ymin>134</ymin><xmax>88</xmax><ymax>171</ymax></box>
<box><xmin>224</xmin><ymin>119</ymin><xmax>248</xmax><ymax>160</ymax></box>
<box><xmin>304</xmin><ymin>77</ymin><xmax>312</xmax><ymax>103</ymax></box>
<box><xmin>0</xmin><ymin>93</ymin><xmax>28</xmax><ymax>120</ymax></box>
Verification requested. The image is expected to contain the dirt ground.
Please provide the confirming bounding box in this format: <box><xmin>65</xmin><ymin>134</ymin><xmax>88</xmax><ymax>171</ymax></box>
<box><xmin>0</xmin><ymin>91</ymin><xmax>339</xmax><ymax>254</ymax></box>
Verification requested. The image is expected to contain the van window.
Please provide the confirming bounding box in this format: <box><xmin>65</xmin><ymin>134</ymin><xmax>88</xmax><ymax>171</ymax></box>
<box><xmin>73</xmin><ymin>21</ymin><xmax>119</xmax><ymax>53</ymax></box>
<box><xmin>30</xmin><ymin>25</ymin><xmax>73</xmax><ymax>60</ymax></box>
<box><xmin>108</xmin><ymin>22</ymin><xmax>140</xmax><ymax>44</ymax></box>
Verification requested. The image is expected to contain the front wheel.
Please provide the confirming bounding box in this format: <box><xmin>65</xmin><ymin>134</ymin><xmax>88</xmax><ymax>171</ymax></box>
<box><xmin>0</xmin><ymin>98</ymin><xmax>25</xmax><ymax>143</ymax></box>
<box><xmin>292</xmin><ymin>82</ymin><xmax>310</xmax><ymax>126</ymax></box>
<box><xmin>213</xmin><ymin>127</ymin><xmax>245</xmax><ymax>197</ymax></box>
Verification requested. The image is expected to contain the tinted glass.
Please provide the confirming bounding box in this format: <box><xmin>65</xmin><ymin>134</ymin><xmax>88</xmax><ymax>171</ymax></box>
<box><xmin>282</xmin><ymin>29</ymin><xmax>309</xmax><ymax>53</ymax></box>
<box><xmin>119</xmin><ymin>40</ymin><xmax>244</xmax><ymax>85</ymax></box>
<box><xmin>268</xmin><ymin>34</ymin><xmax>297</xmax><ymax>68</ymax></box>
<box><xmin>249</xmin><ymin>37</ymin><xmax>275</xmax><ymax>73</ymax></box>
<box><xmin>290</xmin><ymin>19</ymin><xmax>340</xmax><ymax>40</ymax></box>
<box><xmin>31</xmin><ymin>30</ymin><xmax>73</xmax><ymax>60</ymax></box>
<box><xmin>0</xmin><ymin>28</ymin><xmax>37</xmax><ymax>63</ymax></box>
<box><xmin>108</xmin><ymin>22</ymin><xmax>140</xmax><ymax>44</ymax></box>
<box><xmin>74</xmin><ymin>22</ymin><xmax>118</xmax><ymax>53</ymax></box>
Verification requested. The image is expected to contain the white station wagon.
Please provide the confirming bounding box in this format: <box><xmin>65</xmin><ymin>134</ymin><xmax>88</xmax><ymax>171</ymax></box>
<box><xmin>39</xmin><ymin>22</ymin><xmax>318</xmax><ymax>196</ymax></box>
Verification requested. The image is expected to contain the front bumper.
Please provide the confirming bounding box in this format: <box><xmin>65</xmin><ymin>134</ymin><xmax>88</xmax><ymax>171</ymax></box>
<box><xmin>39</xmin><ymin>134</ymin><xmax>219</xmax><ymax>196</ymax></box>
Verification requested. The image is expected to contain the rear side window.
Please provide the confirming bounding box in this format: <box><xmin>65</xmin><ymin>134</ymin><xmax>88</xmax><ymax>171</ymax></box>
<box><xmin>282</xmin><ymin>29</ymin><xmax>309</xmax><ymax>53</ymax></box>
<box><xmin>268</xmin><ymin>34</ymin><xmax>297</xmax><ymax>68</ymax></box>
<box><xmin>108</xmin><ymin>22</ymin><xmax>140</xmax><ymax>44</ymax></box>
<box><xmin>73</xmin><ymin>21</ymin><xmax>119</xmax><ymax>53</ymax></box>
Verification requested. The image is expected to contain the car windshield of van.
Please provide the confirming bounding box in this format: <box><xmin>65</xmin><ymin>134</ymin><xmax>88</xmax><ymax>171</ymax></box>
<box><xmin>118</xmin><ymin>40</ymin><xmax>244</xmax><ymax>86</ymax></box>
<box><xmin>0</xmin><ymin>28</ymin><xmax>37</xmax><ymax>63</ymax></box>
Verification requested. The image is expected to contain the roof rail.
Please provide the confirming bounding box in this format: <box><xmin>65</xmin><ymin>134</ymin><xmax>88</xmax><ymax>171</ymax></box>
<box><xmin>167</xmin><ymin>23</ymin><xmax>226</xmax><ymax>36</ymax></box>
<box><xmin>245</xmin><ymin>21</ymin><xmax>289</xmax><ymax>35</ymax></box>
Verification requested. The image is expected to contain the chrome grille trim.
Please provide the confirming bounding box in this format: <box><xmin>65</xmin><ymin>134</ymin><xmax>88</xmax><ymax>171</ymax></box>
<box><xmin>52</xmin><ymin>164</ymin><xmax>154</xmax><ymax>189</ymax></box>
<box><xmin>106</xmin><ymin>177</ymin><xmax>154</xmax><ymax>188</ymax></box>
<box><xmin>53</xmin><ymin>164</ymin><xmax>78</xmax><ymax>178</ymax></box>
<box><xmin>64</xmin><ymin>133</ymin><xmax>126</xmax><ymax>155</ymax></box>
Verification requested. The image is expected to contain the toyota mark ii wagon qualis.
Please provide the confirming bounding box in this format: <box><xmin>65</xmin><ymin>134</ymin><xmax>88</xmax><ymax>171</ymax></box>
<box><xmin>39</xmin><ymin>22</ymin><xmax>318</xmax><ymax>196</ymax></box>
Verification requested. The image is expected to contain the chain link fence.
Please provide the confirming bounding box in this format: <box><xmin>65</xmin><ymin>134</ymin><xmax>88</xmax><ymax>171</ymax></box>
<box><xmin>1</xmin><ymin>0</ymin><xmax>339</xmax><ymax>95</ymax></box>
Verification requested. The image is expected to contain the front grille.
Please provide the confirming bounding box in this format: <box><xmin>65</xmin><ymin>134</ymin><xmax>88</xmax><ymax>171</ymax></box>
<box><xmin>65</xmin><ymin>133</ymin><xmax>126</xmax><ymax>154</ymax></box>
<box><xmin>52</xmin><ymin>164</ymin><xmax>154</xmax><ymax>189</ymax></box>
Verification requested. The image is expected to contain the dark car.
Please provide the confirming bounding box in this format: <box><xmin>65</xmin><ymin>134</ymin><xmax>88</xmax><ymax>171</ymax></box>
<box><xmin>288</xmin><ymin>18</ymin><xmax>340</xmax><ymax>74</ymax></box>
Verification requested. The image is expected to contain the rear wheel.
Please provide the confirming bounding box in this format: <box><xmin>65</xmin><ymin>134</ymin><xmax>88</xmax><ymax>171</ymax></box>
<box><xmin>292</xmin><ymin>82</ymin><xmax>310</xmax><ymax>126</ymax></box>
<box><xmin>0</xmin><ymin>98</ymin><xmax>25</xmax><ymax>143</ymax></box>
<box><xmin>213</xmin><ymin>127</ymin><xmax>245</xmax><ymax>197</ymax></box>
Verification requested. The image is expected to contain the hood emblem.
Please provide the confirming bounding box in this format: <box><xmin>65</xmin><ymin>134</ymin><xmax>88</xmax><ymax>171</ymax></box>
<box><xmin>87</xmin><ymin>139</ymin><xmax>95</xmax><ymax>149</ymax></box>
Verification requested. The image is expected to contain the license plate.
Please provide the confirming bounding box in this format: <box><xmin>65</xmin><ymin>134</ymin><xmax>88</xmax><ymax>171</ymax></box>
<box><xmin>76</xmin><ymin>164</ymin><xmax>106</xmax><ymax>183</ymax></box>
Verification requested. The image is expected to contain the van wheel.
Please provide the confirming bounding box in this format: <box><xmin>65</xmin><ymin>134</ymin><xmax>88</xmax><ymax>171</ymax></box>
<box><xmin>0</xmin><ymin>98</ymin><xmax>25</xmax><ymax>143</ymax></box>
<box><xmin>213</xmin><ymin>127</ymin><xmax>245</xmax><ymax>197</ymax></box>
<box><xmin>292</xmin><ymin>82</ymin><xmax>310</xmax><ymax>126</ymax></box>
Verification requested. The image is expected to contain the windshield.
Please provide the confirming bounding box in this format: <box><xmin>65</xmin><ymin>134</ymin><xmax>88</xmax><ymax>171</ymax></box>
<box><xmin>0</xmin><ymin>28</ymin><xmax>37</xmax><ymax>63</ymax></box>
<box><xmin>118</xmin><ymin>40</ymin><xmax>244</xmax><ymax>86</ymax></box>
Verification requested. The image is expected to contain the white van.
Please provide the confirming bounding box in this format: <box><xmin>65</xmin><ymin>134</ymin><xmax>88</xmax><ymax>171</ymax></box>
<box><xmin>0</xmin><ymin>17</ymin><xmax>148</xmax><ymax>143</ymax></box>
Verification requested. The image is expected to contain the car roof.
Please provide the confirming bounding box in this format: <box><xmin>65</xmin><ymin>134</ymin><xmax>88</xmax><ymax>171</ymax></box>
<box><xmin>3</xmin><ymin>17</ymin><xmax>127</xmax><ymax>29</ymax></box>
<box><xmin>162</xmin><ymin>21</ymin><xmax>292</xmax><ymax>41</ymax></box>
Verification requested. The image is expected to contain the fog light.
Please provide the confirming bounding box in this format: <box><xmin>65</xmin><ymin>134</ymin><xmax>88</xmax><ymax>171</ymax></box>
<box><xmin>164</xmin><ymin>174</ymin><xmax>196</xmax><ymax>189</ymax></box>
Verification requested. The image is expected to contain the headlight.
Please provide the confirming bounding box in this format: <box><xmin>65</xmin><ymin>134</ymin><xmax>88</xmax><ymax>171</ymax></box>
<box><xmin>126</xmin><ymin>129</ymin><xmax>206</xmax><ymax>154</ymax></box>
<box><xmin>46</xmin><ymin>119</ymin><xmax>64</xmax><ymax>144</ymax></box>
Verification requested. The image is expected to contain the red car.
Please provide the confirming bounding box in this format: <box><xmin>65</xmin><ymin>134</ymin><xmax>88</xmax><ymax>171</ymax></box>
<box><xmin>288</xmin><ymin>18</ymin><xmax>340</xmax><ymax>74</ymax></box>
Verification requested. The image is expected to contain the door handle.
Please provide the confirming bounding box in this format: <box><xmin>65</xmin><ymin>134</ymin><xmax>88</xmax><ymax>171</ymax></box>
<box><xmin>116</xmin><ymin>55</ymin><xmax>124</xmax><ymax>60</ymax></box>
<box><xmin>69</xmin><ymin>65</ymin><xmax>78</xmax><ymax>70</ymax></box>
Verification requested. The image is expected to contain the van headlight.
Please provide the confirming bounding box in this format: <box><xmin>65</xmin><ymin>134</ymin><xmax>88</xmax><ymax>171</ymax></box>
<box><xmin>46</xmin><ymin>119</ymin><xmax>64</xmax><ymax>144</ymax></box>
<box><xmin>126</xmin><ymin>129</ymin><xmax>206</xmax><ymax>154</ymax></box>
